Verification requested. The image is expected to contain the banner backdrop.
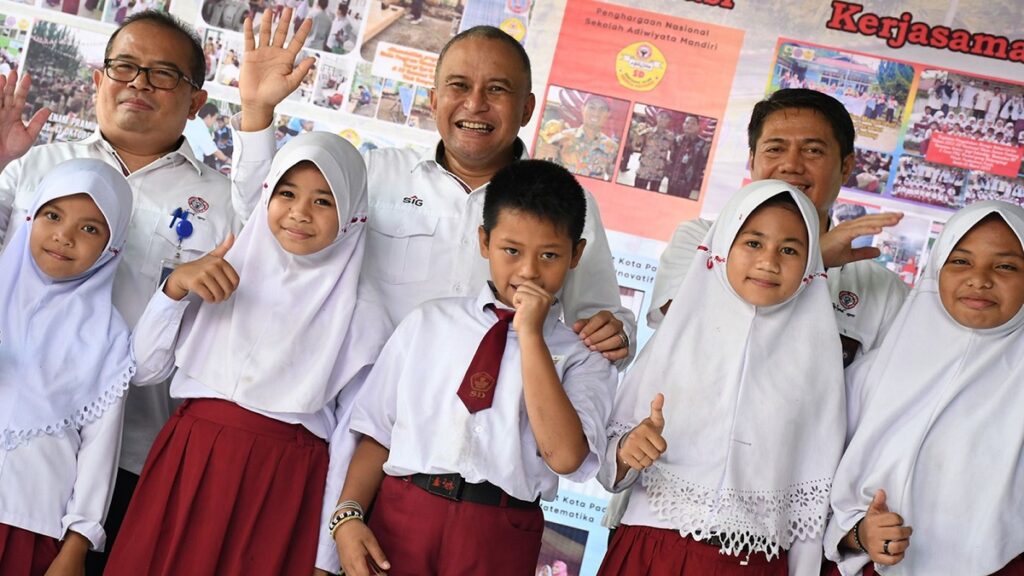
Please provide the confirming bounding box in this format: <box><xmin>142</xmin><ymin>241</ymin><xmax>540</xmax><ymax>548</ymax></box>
<box><xmin>2</xmin><ymin>0</ymin><xmax>1020</xmax><ymax>573</ymax></box>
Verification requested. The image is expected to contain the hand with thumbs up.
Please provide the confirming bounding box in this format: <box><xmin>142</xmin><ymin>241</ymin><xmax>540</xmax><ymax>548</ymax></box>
<box><xmin>614</xmin><ymin>394</ymin><xmax>668</xmax><ymax>484</ymax></box>
<box><xmin>163</xmin><ymin>234</ymin><xmax>240</xmax><ymax>303</ymax></box>
<box><xmin>842</xmin><ymin>489</ymin><xmax>913</xmax><ymax>565</ymax></box>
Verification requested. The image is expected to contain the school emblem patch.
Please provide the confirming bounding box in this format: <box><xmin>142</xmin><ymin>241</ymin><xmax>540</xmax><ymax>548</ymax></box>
<box><xmin>187</xmin><ymin>196</ymin><xmax>210</xmax><ymax>214</ymax></box>
<box><xmin>838</xmin><ymin>290</ymin><xmax>860</xmax><ymax>310</ymax></box>
<box><xmin>469</xmin><ymin>372</ymin><xmax>494</xmax><ymax>399</ymax></box>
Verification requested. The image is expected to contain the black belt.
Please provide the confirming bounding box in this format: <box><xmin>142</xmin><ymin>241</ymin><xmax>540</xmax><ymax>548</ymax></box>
<box><xmin>407</xmin><ymin>473</ymin><xmax>540</xmax><ymax>509</ymax></box>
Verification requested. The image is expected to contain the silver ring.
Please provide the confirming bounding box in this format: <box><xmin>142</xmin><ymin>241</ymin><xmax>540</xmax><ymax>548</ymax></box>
<box><xmin>883</xmin><ymin>539</ymin><xmax>892</xmax><ymax>555</ymax></box>
<box><xmin>618</xmin><ymin>332</ymin><xmax>629</xmax><ymax>349</ymax></box>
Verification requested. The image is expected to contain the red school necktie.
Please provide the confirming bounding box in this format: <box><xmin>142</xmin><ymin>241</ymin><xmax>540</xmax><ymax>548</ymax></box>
<box><xmin>457</xmin><ymin>305</ymin><xmax>515</xmax><ymax>413</ymax></box>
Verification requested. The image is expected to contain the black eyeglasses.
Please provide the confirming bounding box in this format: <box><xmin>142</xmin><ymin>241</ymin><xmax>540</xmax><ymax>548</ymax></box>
<box><xmin>103</xmin><ymin>59</ymin><xmax>200</xmax><ymax>91</ymax></box>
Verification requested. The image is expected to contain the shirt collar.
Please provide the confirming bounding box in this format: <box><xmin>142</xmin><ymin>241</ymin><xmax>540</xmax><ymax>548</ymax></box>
<box><xmin>475</xmin><ymin>282</ymin><xmax>563</xmax><ymax>337</ymax></box>
<box><xmin>87</xmin><ymin>130</ymin><xmax>205</xmax><ymax>176</ymax></box>
<box><xmin>414</xmin><ymin>137</ymin><xmax>530</xmax><ymax>171</ymax></box>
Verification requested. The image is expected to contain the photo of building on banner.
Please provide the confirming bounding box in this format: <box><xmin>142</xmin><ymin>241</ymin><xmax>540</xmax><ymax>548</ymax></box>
<box><xmin>771</xmin><ymin>39</ymin><xmax>914</xmax><ymax>154</ymax></box>
<box><xmin>533</xmin><ymin>0</ymin><xmax>743</xmax><ymax>242</ymax></box>
<box><xmin>22</xmin><ymin>20</ymin><xmax>107</xmax><ymax>144</ymax></box>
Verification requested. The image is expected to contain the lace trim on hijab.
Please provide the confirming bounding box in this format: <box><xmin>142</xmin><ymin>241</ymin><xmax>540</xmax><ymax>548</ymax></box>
<box><xmin>2</xmin><ymin>365</ymin><xmax>135</xmax><ymax>450</ymax></box>
<box><xmin>642</xmin><ymin>464</ymin><xmax>832</xmax><ymax>561</ymax></box>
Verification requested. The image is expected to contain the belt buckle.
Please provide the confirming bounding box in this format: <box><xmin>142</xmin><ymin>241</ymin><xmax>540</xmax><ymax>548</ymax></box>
<box><xmin>425</xmin><ymin>474</ymin><xmax>464</xmax><ymax>501</ymax></box>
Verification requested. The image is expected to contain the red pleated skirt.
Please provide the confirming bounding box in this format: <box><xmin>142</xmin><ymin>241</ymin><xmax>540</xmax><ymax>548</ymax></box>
<box><xmin>0</xmin><ymin>524</ymin><xmax>59</xmax><ymax>576</ymax></box>
<box><xmin>822</xmin><ymin>554</ymin><xmax>1024</xmax><ymax>576</ymax></box>
<box><xmin>104</xmin><ymin>398</ymin><xmax>329</xmax><ymax>576</ymax></box>
<box><xmin>598</xmin><ymin>524</ymin><xmax>788</xmax><ymax>576</ymax></box>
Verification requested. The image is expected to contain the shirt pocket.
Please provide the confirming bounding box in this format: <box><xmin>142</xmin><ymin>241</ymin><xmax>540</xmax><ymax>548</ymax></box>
<box><xmin>366</xmin><ymin>209</ymin><xmax>438</xmax><ymax>285</ymax></box>
<box><xmin>142</xmin><ymin>213</ymin><xmax>222</xmax><ymax>280</ymax></box>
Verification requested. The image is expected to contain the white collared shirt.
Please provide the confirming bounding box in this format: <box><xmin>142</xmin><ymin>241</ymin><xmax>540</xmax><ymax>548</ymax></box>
<box><xmin>647</xmin><ymin>218</ymin><xmax>908</xmax><ymax>356</ymax></box>
<box><xmin>0</xmin><ymin>398</ymin><xmax>125</xmax><ymax>551</ymax></box>
<box><xmin>230</xmin><ymin>124</ymin><xmax>637</xmax><ymax>361</ymax></box>
<box><xmin>0</xmin><ymin>132</ymin><xmax>240</xmax><ymax>474</ymax></box>
<box><xmin>351</xmin><ymin>285</ymin><xmax>618</xmax><ymax>502</ymax></box>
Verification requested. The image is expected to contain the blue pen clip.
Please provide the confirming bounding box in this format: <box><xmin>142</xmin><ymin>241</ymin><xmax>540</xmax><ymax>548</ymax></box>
<box><xmin>169</xmin><ymin>207</ymin><xmax>194</xmax><ymax>244</ymax></box>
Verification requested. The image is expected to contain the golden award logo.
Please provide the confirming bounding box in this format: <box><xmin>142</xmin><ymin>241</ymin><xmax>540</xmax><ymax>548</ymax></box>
<box><xmin>615</xmin><ymin>42</ymin><xmax>667</xmax><ymax>92</ymax></box>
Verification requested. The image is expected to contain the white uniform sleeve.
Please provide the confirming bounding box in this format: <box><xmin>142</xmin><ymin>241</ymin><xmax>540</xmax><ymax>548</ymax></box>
<box><xmin>61</xmin><ymin>395</ymin><xmax>126</xmax><ymax>551</ymax></box>
<box><xmin>229</xmin><ymin>114</ymin><xmax>277</xmax><ymax>222</ymax></box>
<box><xmin>315</xmin><ymin>365</ymin><xmax>373</xmax><ymax>574</ymax></box>
<box><xmin>349</xmin><ymin>315</ymin><xmax>413</xmax><ymax>449</ymax></box>
<box><xmin>560</xmin><ymin>190</ymin><xmax>638</xmax><ymax>366</ymax></box>
<box><xmin>787</xmin><ymin>533</ymin><xmax>825</xmax><ymax>576</ymax></box>
<box><xmin>868</xmin><ymin>275</ymin><xmax>909</xmax><ymax>353</ymax></box>
<box><xmin>0</xmin><ymin>157</ymin><xmax>24</xmax><ymax>247</ymax></box>
<box><xmin>556</xmin><ymin>349</ymin><xmax>618</xmax><ymax>483</ymax></box>
<box><xmin>130</xmin><ymin>289</ymin><xmax>194</xmax><ymax>386</ymax></box>
<box><xmin>647</xmin><ymin>219</ymin><xmax>712</xmax><ymax>328</ymax></box>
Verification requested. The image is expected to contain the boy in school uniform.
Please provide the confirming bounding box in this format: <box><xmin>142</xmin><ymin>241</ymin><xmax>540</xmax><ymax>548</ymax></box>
<box><xmin>326</xmin><ymin>160</ymin><xmax>619</xmax><ymax>576</ymax></box>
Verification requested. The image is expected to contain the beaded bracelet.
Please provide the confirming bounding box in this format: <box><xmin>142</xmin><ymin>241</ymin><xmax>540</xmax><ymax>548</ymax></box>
<box><xmin>332</xmin><ymin>499</ymin><xmax>364</xmax><ymax>517</ymax></box>
<box><xmin>852</xmin><ymin>517</ymin><xmax>867</xmax><ymax>553</ymax></box>
<box><xmin>328</xmin><ymin>509</ymin><xmax>363</xmax><ymax>538</ymax></box>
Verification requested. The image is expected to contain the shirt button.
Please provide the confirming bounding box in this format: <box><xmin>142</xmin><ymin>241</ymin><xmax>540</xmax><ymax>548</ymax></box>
<box><xmin>453</xmin><ymin>282</ymin><xmax>463</xmax><ymax>293</ymax></box>
<box><xmin>460</xmin><ymin>237</ymin><xmax>469</xmax><ymax>246</ymax></box>
<box><xmin>396</xmin><ymin>226</ymin><xmax>405</xmax><ymax>235</ymax></box>
<box><xmin>474</xmin><ymin>426</ymin><xmax>483</xmax><ymax>434</ymax></box>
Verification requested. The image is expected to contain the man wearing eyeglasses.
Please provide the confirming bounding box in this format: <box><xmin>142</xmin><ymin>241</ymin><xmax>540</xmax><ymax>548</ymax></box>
<box><xmin>0</xmin><ymin>11</ymin><xmax>243</xmax><ymax>575</ymax></box>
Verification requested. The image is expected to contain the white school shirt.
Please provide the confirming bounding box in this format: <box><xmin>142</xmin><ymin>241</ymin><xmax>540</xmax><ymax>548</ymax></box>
<box><xmin>230</xmin><ymin>124</ymin><xmax>638</xmax><ymax>362</ymax></box>
<box><xmin>350</xmin><ymin>285</ymin><xmax>619</xmax><ymax>502</ymax></box>
<box><xmin>0</xmin><ymin>396</ymin><xmax>125</xmax><ymax>550</ymax></box>
<box><xmin>0</xmin><ymin>132</ymin><xmax>240</xmax><ymax>474</ymax></box>
<box><xmin>131</xmin><ymin>289</ymin><xmax>377</xmax><ymax>573</ymax></box>
<box><xmin>647</xmin><ymin>218</ymin><xmax>908</xmax><ymax>357</ymax></box>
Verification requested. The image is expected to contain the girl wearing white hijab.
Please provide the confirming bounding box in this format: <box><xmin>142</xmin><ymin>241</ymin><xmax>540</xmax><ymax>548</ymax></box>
<box><xmin>824</xmin><ymin>200</ymin><xmax>1024</xmax><ymax>576</ymax></box>
<box><xmin>597</xmin><ymin>180</ymin><xmax>846</xmax><ymax>576</ymax></box>
<box><xmin>0</xmin><ymin>159</ymin><xmax>133</xmax><ymax>576</ymax></box>
<box><xmin>105</xmin><ymin>133</ymin><xmax>392</xmax><ymax>575</ymax></box>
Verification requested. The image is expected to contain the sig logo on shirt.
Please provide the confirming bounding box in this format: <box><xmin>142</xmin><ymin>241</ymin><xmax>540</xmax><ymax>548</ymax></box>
<box><xmin>402</xmin><ymin>195</ymin><xmax>424</xmax><ymax>207</ymax></box>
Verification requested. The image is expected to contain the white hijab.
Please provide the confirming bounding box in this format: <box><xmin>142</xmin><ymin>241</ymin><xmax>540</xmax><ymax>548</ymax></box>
<box><xmin>611</xmin><ymin>179</ymin><xmax>846</xmax><ymax>559</ymax></box>
<box><xmin>825</xmin><ymin>201</ymin><xmax>1024</xmax><ymax>576</ymax></box>
<box><xmin>175</xmin><ymin>132</ymin><xmax>390</xmax><ymax>414</ymax></box>
<box><xmin>0</xmin><ymin>159</ymin><xmax>134</xmax><ymax>449</ymax></box>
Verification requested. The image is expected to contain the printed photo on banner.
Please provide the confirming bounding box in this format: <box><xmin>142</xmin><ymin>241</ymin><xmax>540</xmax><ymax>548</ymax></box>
<box><xmin>616</xmin><ymin>103</ymin><xmax>715</xmax><ymax>201</ymax></box>
<box><xmin>0</xmin><ymin>14</ymin><xmax>31</xmax><ymax>75</ymax></box>
<box><xmin>183</xmin><ymin>98</ymin><xmax>239</xmax><ymax>176</ymax></box>
<box><xmin>348</xmin><ymin>61</ymin><xmax>382</xmax><ymax>117</ymax></box>
<box><xmin>376</xmin><ymin>77</ymin><xmax>414</xmax><ymax>126</ymax></box>
<box><xmin>535</xmin><ymin>522</ymin><xmax>586</xmax><ymax>576</ymax></box>
<box><xmin>844</xmin><ymin>148</ymin><xmax>893</xmax><ymax>195</ymax></box>
<box><xmin>24</xmin><ymin>20</ymin><xmax>106</xmax><ymax>144</ymax></box>
<box><xmin>407</xmin><ymin>86</ymin><xmax>435</xmax><ymax>131</ymax></box>
<box><xmin>534</xmin><ymin>86</ymin><xmax>629</xmax><ymax>183</ymax></box>
<box><xmin>832</xmin><ymin>198</ymin><xmax>930</xmax><ymax>287</ymax></box>
<box><xmin>904</xmin><ymin>69</ymin><xmax>1024</xmax><ymax>178</ymax></box>
<box><xmin>890</xmin><ymin>155</ymin><xmax>966</xmax><ymax>210</ymax></box>
<box><xmin>360</xmin><ymin>0</ymin><xmax>464</xmax><ymax>61</ymax></box>
<box><xmin>964</xmin><ymin>172</ymin><xmax>1024</xmax><ymax>208</ymax></box>
<box><xmin>771</xmin><ymin>40</ymin><xmax>913</xmax><ymax>153</ymax></box>
<box><xmin>312</xmin><ymin>53</ymin><xmax>352</xmax><ymax>109</ymax></box>
<box><xmin>200</xmin><ymin>0</ymin><xmax>367</xmax><ymax>56</ymax></box>
<box><xmin>273</xmin><ymin>114</ymin><xmax>319</xmax><ymax>148</ymax></box>
<box><xmin>39</xmin><ymin>0</ymin><xmax>107</xmax><ymax>22</ymax></box>
<box><xmin>103</xmin><ymin>0</ymin><xmax>170</xmax><ymax>25</ymax></box>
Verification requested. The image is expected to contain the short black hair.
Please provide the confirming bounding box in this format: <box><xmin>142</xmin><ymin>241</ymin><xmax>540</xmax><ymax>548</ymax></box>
<box><xmin>483</xmin><ymin>160</ymin><xmax>586</xmax><ymax>246</ymax></box>
<box><xmin>197</xmin><ymin>102</ymin><xmax>218</xmax><ymax>118</ymax></box>
<box><xmin>105</xmin><ymin>10</ymin><xmax>205</xmax><ymax>87</ymax></box>
<box><xmin>748</xmin><ymin>89</ymin><xmax>855</xmax><ymax>159</ymax></box>
<box><xmin>435</xmin><ymin>26</ymin><xmax>531</xmax><ymax>92</ymax></box>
